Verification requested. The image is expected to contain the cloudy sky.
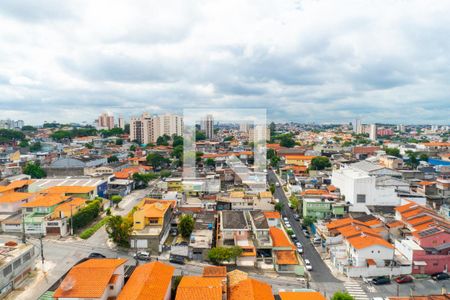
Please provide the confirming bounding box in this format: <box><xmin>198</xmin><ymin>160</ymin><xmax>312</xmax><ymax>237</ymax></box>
<box><xmin>0</xmin><ymin>0</ymin><xmax>449</xmax><ymax>125</ymax></box>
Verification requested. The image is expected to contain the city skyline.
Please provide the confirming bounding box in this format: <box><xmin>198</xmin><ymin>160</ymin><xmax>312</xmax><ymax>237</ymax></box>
<box><xmin>0</xmin><ymin>0</ymin><xmax>450</xmax><ymax>124</ymax></box>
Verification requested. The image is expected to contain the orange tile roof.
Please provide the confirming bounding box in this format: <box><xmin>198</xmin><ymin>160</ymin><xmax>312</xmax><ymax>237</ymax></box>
<box><xmin>417</xmin><ymin>181</ymin><xmax>436</xmax><ymax>186</ymax></box>
<box><xmin>364</xmin><ymin>219</ymin><xmax>382</xmax><ymax>226</ymax></box>
<box><xmin>44</xmin><ymin>186</ymin><xmax>95</xmax><ymax>194</ymax></box>
<box><xmin>409</xmin><ymin>215</ymin><xmax>434</xmax><ymax>226</ymax></box>
<box><xmin>175</xmin><ymin>276</ymin><xmax>222</xmax><ymax>300</ymax></box>
<box><xmin>118</xmin><ymin>262</ymin><xmax>175</xmax><ymax>300</ymax></box>
<box><xmin>279</xmin><ymin>291</ymin><xmax>326</xmax><ymax>300</ymax></box>
<box><xmin>395</xmin><ymin>202</ymin><xmax>417</xmax><ymax>213</ymax></box>
<box><xmin>347</xmin><ymin>235</ymin><xmax>394</xmax><ymax>250</ymax></box>
<box><xmin>203</xmin><ymin>266</ymin><xmax>227</xmax><ymax>277</ymax></box>
<box><xmin>21</xmin><ymin>194</ymin><xmax>69</xmax><ymax>208</ymax></box>
<box><xmin>338</xmin><ymin>225</ymin><xmax>381</xmax><ymax>239</ymax></box>
<box><xmin>402</xmin><ymin>208</ymin><xmax>424</xmax><ymax>219</ymax></box>
<box><xmin>263</xmin><ymin>211</ymin><xmax>281</xmax><ymax>219</ymax></box>
<box><xmin>412</xmin><ymin>222</ymin><xmax>435</xmax><ymax>232</ymax></box>
<box><xmin>285</xmin><ymin>155</ymin><xmax>316</xmax><ymax>160</ymax></box>
<box><xmin>275</xmin><ymin>250</ymin><xmax>298</xmax><ymax>265</ymax></box>
<box><xmin>139</xmin><ymin>202</ymin><xmax>171</xmax><ymax>218</ymax></box>
<box><xmin>422</xmin><ymin>142</ymin><xmax>450</xmax><ymax>147</ymax></box>
<box><xmin>0</xmin><ymin>179</ymin><xmax>34</xmax><ymax>193</ymax></box>
<box><xmin>301</xmin><ymin>189</ymin><xmax>329</xmax><ymax>196</ymax></box>
<box><xmin>229</xmin><ymin>278</ymin><xmax>274</xmax><ymax>300</ymax></box>
<box><xmin>367</xmin><ymin>258</ymin><xmax>376</xmax><ymax>266</ymax></box>
<box><xmin>53</xmin><ymin>198</ymin><xmax>87</xmax><ymax>218</ymax></box>
<box><xmin>53</xmin><ymin>258</ymin><xmax>127</xmax><ymax>298</ymax></box>
<box><xmin>326</xmin><ymin>218</ymin><xmax>364</xmax><ymax>230</ymax></box>
<box><xmin>227</xmin><ymin>269</ymin><xmax>248</xmax><ymax>287</ymax></box>
<box><xmin>267</xmin><ymin>143</ymin><xmax>282</xmax><ymax>150</ymax></box>
<box><xmin>0</xmin><ymin>192</ymin><xmax>31</xmax><ymax>203</ymax></box>
<box><xmin>386</xmin><ymin>220</ymin><xmax>405</xmax><ymax>228</ymax></box>
<box><xmin>269</xmin><ymin>227</ymin><xmax>295</xmax><ymax>249</ymax></box>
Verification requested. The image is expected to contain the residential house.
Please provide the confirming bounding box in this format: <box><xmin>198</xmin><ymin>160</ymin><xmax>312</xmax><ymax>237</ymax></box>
<box><xmin>279</xmin><ymin>291</ymin><xmax>326</xmax><ymax>300</ymax></box>
<box><xmin>130</xmin><ymin>200</ymin><xmax>173</xmax><ymax>253</ymax></box>
<box><xmin>0</xmin><ymin>242</ymin><xmax>36</xmax><ymax>299</ymax></box>
<box><xmin>117</xmin><ymin>262</ymin><xmax>175</xmax><ymax>300</ymax></box>
<box><xmin>0</xmin><ymin>192</ymin><xmax>32</xmax><ymax>233</ymax></box>
<box><xmin>229</xmin><ymin>278</ymin><xmax>274</xmax><ymax>300</ymax></box>
<box><xmin>263</xmin><ymin>211</ymin><xmax>281</xmax><ymax>227</ymax></box>
<box><xmin>175</xmin><ymin>276</ymin><xmax>223</xmax><ymax>300</ymax></box>
<box><xmin>189</xmin><ymin>212</ymin><xmax>215</xmax><ymax>261</ymax></box>
<box><xmin>53</xmin><ymin>258</ymin><xmax>127</xmax><ymax>300</ymax></box>
<box><xmin>284</xmin><ymin>155</ymin><xmax>316</xmax><ymax>167</ymax></box>
<box><xmin>269</xmin><ymin>227</ymin><xmax>302</xmax><ymax>275</ymax></box>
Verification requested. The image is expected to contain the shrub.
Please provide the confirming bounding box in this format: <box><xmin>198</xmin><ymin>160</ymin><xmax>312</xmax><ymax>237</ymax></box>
<box><xmin>72</xmin><ymin>200</ymin><xmax>101</xmax><ymax>231</ymax></box>
<box><xmin>79</xmin><ymin>217</ymin><xmax>110</xmax><ymax>239</ymax></box>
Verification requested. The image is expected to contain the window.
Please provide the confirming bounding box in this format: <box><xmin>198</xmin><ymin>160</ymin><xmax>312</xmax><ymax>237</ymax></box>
<box><xmin>356</xmin><ymin>194</ymin><xmax>366</xmax><ymax>203</ymax></box>
<box><xmin>23</xmin><ymin>252</ymin><xmax>31</xmax><ymax>262</ymax></box>
<box><xmin>13</xmin><ymin>259</ymin><xmax>21</xmax><ymax>270</ymax></box>
<box><xmin>3</xmin><ymin>265</ymin><xmax>12</xmax><ymax>276</ymax></box>
<box><xmin>149</xmin><ymin>218</ymin><xmax>158</xmax><ymax>224</ymax></box>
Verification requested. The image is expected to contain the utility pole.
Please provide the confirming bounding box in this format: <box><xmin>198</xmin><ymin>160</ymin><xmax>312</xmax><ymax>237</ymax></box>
<box><xmin>70</xmin><ymin>204</ymin><xmax>74</xmax><ymax>236</ymax></box>
<box><xmin>21</xmin><ymin>213</ymin><xmax>26</xmax><ymax>244</ymax></box>
<box><xmin>39</xmin><ymin>235</ymin><xmax>44</xmax><ymax>265</ymax></box>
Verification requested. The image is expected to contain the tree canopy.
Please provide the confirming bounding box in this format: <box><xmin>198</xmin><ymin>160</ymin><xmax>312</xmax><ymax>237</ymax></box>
<box><xmin>309</xmin><ymin>156</ymin><xmax>331</xmax><ymax>170</ymax></box>
<box><xmin>23</xmin><ymin>162</ymin><xmax>46</xmax><ymax>178</ymax></box>
<box><xmin>331</xmin><ymin>292</ymin><xmax>354</xmax><ymax>300</ymax></box>
<box><xmin>106</xmin><ymin>215</ymin><xmax>133</xmax><ymax>247</ymax></box>
<box><xmin>178</xmin><ymin>214</ymin><xmax>194</xmax><ymax>238</ymax></box>
<box><xmin>208</xmin><ymin>246</ymin><xmax>243</xmax><ymax>265</ymax></box>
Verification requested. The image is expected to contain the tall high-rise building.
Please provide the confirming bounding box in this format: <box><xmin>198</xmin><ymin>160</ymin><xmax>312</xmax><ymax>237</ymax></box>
<box><xmin>353</xmin><ymin>119</ymin><xmax>362</xmax><ymax>134</ymax></box>
<box><xmin>240</xmin><ymin>122</ymin><xmax>250</xmax><ymax>133</ymax></box>
<box><xmin>130</xmin><ymin>113</ymin><xmax>183</xmax><ymax>144</ymax></box>
<box><xmin>205</xmin><ymin>114</ymin><xmax>214</xmax><ymax>139</ymax></box>
<box><xmin>369</xmin><ymin>124</ymin><xmax>377</xmax><ymax>141</ymax></box>
<box><xmin>0</xmin><ymin>119</ymin><xmax>24</xmax><ymax>129</ymax></box>
<box><xmin>118</xmin><ymin>117</ymin><xmax>126</xmax><ymax>130</ymax></box>
<box><xmin>97</xmin><ymin>113</ymin><xmax>114</xmax><ymax>130</ymax></box>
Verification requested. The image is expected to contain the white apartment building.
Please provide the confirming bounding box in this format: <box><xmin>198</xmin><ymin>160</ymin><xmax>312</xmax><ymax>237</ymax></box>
<box><xmin>130</xmin><ymin>113</ymin><xmax>183</xmax><ymax>144</ymax></box>
<box><xmin>97</xmin><ymin>113</ymin><xmax>114</xmax><ymax>130</ymax></box>
<box><xmin>331</xmin><ymin>165</ymin><xmax>410</xmax><ymax>212</ymax></box>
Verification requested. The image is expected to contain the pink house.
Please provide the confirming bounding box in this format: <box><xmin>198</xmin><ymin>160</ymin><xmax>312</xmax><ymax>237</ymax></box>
<box><xmin>411</xmin><ymin>226</ymin><xmax>450</xmax><ymax>274</ymax></box>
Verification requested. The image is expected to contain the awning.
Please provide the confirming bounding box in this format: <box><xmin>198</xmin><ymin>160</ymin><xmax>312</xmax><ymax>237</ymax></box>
<box><xmin>413</xmin><ymin>261</ymin><xmax>427</xmax><ymax>266</ymax></box>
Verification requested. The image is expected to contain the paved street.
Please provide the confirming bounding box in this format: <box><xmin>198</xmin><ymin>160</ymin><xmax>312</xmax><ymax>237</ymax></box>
<box><xmin>268</xmin><ymin>169</ymin><xmax>345</xmax><ymax>296</ymax></box>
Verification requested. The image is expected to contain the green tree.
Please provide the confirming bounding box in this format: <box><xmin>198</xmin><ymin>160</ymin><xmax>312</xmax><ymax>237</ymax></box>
<box><xmin>385</xmin><ymin>147</ymin><xmax>401</xmax><ymax>158</ymax></box>
<box><xmin>30</xmin><ymin>142</ymin><xmax>42</xmax><ymax>152</ymax></box>
<box><xmin>223</xmin><ymin>136</ymin><xmax>234</xmax><ymax>142</ymax></box>
<box><xmin>267</xmin><ymin>149</ymin><xmax>276</xmax><ymax>160</ymax></box>
<box><xmin>156</xmin><ymin>134</ymin><xmax>171</xmax><ymax>146</ymax></box>
<box><xmin>19</xmin><ymin>140</ymin><xmax>29</xmax><ymax>148</ymax></box>
<box><xmin>303</xmin><ymin>215</ymin><xmax>317</xmax><ymax>227</ymax></box>
<box><xmin>270</xmin><ymin>183</ymin><xmax>276</xmax><ymax>194</ymax></box>
<box><xmin>280</xmin><ymin>135</ymin><xmax>296</xmax><ymax>148</ymax></box>
<box><xmin>108</xmin><ymin>155</ymin><xmax>119</xmax><ymax>163</ymax></box>
<box><xmin>71</xmin><ymin>200</ymin><xmax>101</xmax><ymax>230</ymax></box>
<box><xmin>115</xmin><ymin>138</ymin><xmax>123</xmax><ymax>145</ymax></box>
<box><xmin>206</xmin><ymin>158</ymin><xmax>215</xmax><ymax>166</ymax></box>
<box><xmin>85</xmin><ymin>143</ymin><xmax>94</xmax><ymax>149</ymax></box>
<box><xmin>331</xmin><ymin>292</ymin><xmax>354</xmax><ymax>300</ymax></box>
<box><xmin>275</xmin><ymin>202</ymin><xmax>284</xmax><ymax>212</ymax></box>
<box><xmin>0</xmin><ymin>129</ymin><xmax>25</xmax><ymax>143</ymax></box>
<box><xmin>51</xmin><ymin>130</ymin><xmax>73</xmax><ymax>141</ymax></box>
<box><xmin>111</xmin><ymin>195</ymin><xmax>123</xmax><ymax>207</ymax></box>
<box><xmin>419</xmin><ymin>153</ymin><xmax>429</xmax><ymax>162</ymax></box>
<box><xmin>178</xmin><ymin>214</ymin><xmax>194</xmax><ymax>238</ymax></box>
<box><xmin>105</xmin><ymin>216</ymin><xmax>133</xmax><ymax>247</ymax></box>
<box><xmin>289</xmin><ymin>195</ymin><xmax>299</xmax><ymax>211</ymax></box>
<box><xmin>406</xmin><ymin>151</ymin><xmax>419</xmax><ymax>169</ymax></box>
<box><xmin>129</xmin><ymin>144</ymin><xmax>137</xmax><ymax>151</ymax></box>
<box><xmin>21</xmin><ymin>125</ymin><xmax>37</xmax><ymax>132</ymax></box>
<box><xmin>132</xmin><ymin>172</ymin><xmax>158</xmax><ymax>188</ymax></box>
<box><xmin>208</xmin><ymin>246</ymin><xmax>243</xmax><ymax>265</ymax></box>
<box><xmin>196</xmin><ymin>131</ymin><xmax>206</xmax><ymax>141</ymax></box>
<box><xmin>146</xmin><ymin>153</ymin><xmax>168</xmax><ymax>169</ymax></box>
<box><xmin>172</xmin><ymin>135</ymin><xmax>184</xmax><ymax>147</ymax></box>
<box><xmin>309</xmin><ymin>156</ymin><xmax>331</xmax><ymax>170</ymax></box>
<box><xmin>23</xmin><ymin>162</ymin><xmax>46</xmax><ymax>178</ymax></box>
<box><xmin>159</xmin><ymin>170</ymin><xmax>172</xmax><ymax>178</ymax></box>
<box><xmin>171</xmin><ymin>145</ymin><xmax>183</xmax><ymax>159</ymax></box>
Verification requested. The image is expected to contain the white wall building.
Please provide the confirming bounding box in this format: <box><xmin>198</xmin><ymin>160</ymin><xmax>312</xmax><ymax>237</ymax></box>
<box><xmin>130</xmin><ymin>113</ymin><xmax>183</xmax><ymax>144</ymax></box>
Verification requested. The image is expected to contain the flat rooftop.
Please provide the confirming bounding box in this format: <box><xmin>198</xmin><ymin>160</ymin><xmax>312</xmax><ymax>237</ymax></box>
<box><xmin>221</xmin><ymin>211</ymin><xmax>248</xmax><ymax>230</ymax></box>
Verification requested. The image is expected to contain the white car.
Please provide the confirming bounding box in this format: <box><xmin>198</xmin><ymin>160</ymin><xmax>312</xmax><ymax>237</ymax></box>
<box><xmin>275</xmin><ymin>182</ymin><xmax>280</xmax><ymax>187</ymax></box>
<box><xmin>285</xmin><ymin>223</ymin><xmax>292</xmax><ymax>229</ymax></box>
<box><xmin>283</xmin><ymin>217</ymin><xmax>289</xmax><ymax>222</ymax></box>
<box><xmin>304</xmin><ymin>259</ymin><xmax>312</xmax><ymax>271</ymax></box>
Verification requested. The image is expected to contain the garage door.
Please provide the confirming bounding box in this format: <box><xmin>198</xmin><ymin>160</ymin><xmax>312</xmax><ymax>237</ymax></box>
<box><xmin>136</xmin><ymin>239</ymin><xmax>148</xmax><ymax>248</ymax></box>
<box><xmin>46</xmin><ymin>227</ymin><xmax>61</xmax><ymax>235</ymax></box>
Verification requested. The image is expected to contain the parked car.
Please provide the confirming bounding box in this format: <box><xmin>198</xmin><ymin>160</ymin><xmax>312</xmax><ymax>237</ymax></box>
<box><xmin>285</xmin><ymin>223</ymin><xmax>292</xmax><ymax>229</ymax></box>
<box><xmin>293</xmin><ymin>214</ymin><xmax>300</xmax><ymax>221</ymax></box>
<box><xmin>313</xmin><ymin>237</ymin><xmax>321</xmax><ymax>245</ymax></box>
<box><xmin>372</xmin><ymin>277</ymin><xmax>391</xmax><ymax>285</ymax></box>
<box><xmin>304</xmin><ymin>259</ymin><xmax>312</xmax><ymax>271</ymax></box>
<box><xmin>283</xmin><ymin>217</ymin><xmax>289</xmax><ymax>222</ymax></box>
<box><xmin>169</xmin><ymin>255</ymin><xmax>185</xmax><ymax>265</ymax></box>
<box><xmin>88</xmin><ymin>252</ymin><xmax>106</xmax><ymax>259</ymax></box>
<box><xmin>304</xmin><ymin>231</ymin><xmax>310</xmax><ymax>238</ymax></box>
<box><xmin>134</xmin><ymin>251</ymin><xmax>151</xmax><ymax>261</ymax></box>
<box><xmin>275</xmin><ymin>182</ymin><xmax>280</xmax><ymax>187</ymax></box>
<box><xmin>296</xmin><ymin>243</ymin><xmax>303</xmax><ymax>254</ymax></box>
<box><xmin>431</xmin><ymin>272</ymin><xmax>449</xmax><ymax>281</ymax></box>
<box><xmin>290</xmin><ymin>234</ymin><xmax>297</xmax><ymax>240</ymax></box>
<box><xmin>395</xmin><ymin>275</ymin><xmax>413</xmax><ymax>284</ymax></box>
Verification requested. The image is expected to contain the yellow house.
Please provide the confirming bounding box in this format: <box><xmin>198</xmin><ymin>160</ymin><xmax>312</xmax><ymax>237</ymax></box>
<box><xmin>166</xmin><ymin>178</ymin><xmax>183</xmax><ymax>192</ymax></box>
<box><xmin>284</xmin><ymin>155</ymin><xmax>316</xmax><ymax>167</ymax></box>
<box><xmin>133</xmin><ymin>202</ymin><xmax>171</xmax><ymax>230</ymax></box>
